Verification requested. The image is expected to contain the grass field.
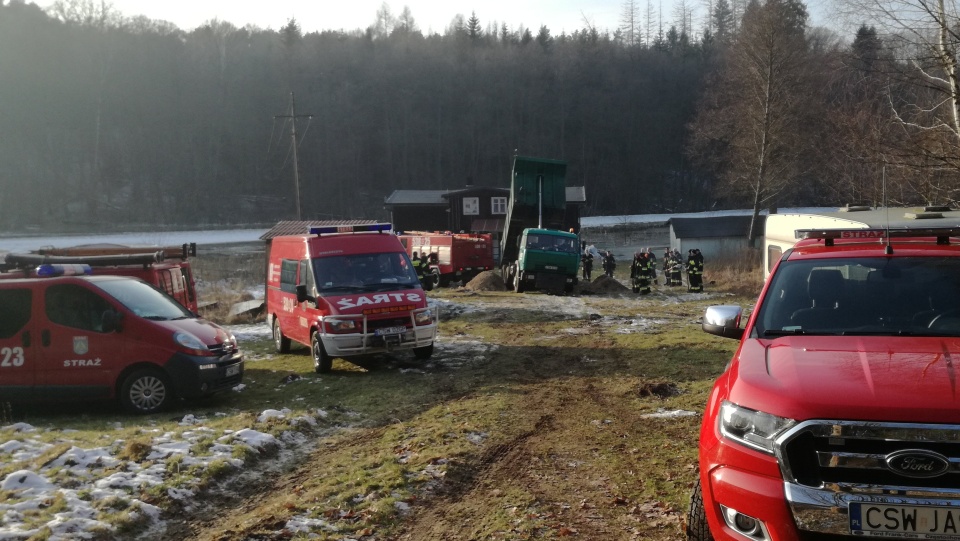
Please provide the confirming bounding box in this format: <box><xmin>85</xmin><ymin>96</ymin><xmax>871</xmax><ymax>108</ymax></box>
<box><xmin>0</xmin><ymin>254</ymin><xmax>760</xmax><ymax>540</ymax></box>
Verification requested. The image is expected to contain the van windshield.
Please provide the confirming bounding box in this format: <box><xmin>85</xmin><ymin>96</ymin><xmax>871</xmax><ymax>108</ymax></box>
<box><xmin>312</xmin><ymin>252</ymin><xmax>420</xmax><ymax>295</ymax></box>
<box><xmin>95</xmin><ymin>279</ymin><xmax>194</xmax><ymax>320</ymax></box>
<box><xmin>754</xmin><ymin>257</ymin><xmax>960</xmax><ymax>337</ymax></box>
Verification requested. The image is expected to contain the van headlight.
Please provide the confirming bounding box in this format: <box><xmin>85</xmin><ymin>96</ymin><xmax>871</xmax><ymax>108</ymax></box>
<box><xmin>720</xmin><ymin>401</ymin><xmax>795</xmax><ymax>454</ymax></box>
<box><xmin>174</xmin><ymin>332</ymin><xmax>210</xmax><ymax>356</ymax></box>
<box><xmin>414</xmin><ymin>311</ymin><xmax>434</xmax><ymax>325</ymax></box>
<box><xmin>326</xmin><ymin>318</ymin><xmax>357</xmax><ymax>333</ymax></box>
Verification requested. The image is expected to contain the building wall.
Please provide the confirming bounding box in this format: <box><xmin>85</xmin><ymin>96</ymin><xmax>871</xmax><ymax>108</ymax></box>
<box><xmin>390</xmin><ymin>207</ymin><xmax>449</xmax><ymax>233</ymax></box>
<box><xmin>669</xmin><ymin>233</ymin><xmax>753</xmax><ymax>263</ymax></box>
<box><xmin>446</xmin><ymin>188</ymin><xmax>510</xmax><ymax>233</ymax></box>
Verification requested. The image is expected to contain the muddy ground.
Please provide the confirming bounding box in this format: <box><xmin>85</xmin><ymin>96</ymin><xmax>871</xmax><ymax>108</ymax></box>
<box><xmin>158</xmin><ymin>276</ymin><xmax>736</xmax><ymax>541</ymax></box>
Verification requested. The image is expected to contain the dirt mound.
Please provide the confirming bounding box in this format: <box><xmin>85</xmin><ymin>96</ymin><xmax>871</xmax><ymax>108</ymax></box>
<box><xmin>577</xmin><ymin>275</ymin><xmax>630</xmax><ymax>295</ymax></box>
<box><xmin>464</xmin><ymin>270</ymin><xmax>506</xmax><ymax>291</ymax></box>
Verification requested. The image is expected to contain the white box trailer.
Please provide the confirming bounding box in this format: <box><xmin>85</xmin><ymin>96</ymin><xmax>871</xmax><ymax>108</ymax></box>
<box><xmin>764</xmin><ymin>207</ymin><xmax>960</xmax><ymax>274</ymax></box>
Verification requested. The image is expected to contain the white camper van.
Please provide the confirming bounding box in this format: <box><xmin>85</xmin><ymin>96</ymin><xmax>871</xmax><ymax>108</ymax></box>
<box><xmin>763</xmin><ymin>206</ymin><xmax>960</xmax><ymax>274</ymax></box>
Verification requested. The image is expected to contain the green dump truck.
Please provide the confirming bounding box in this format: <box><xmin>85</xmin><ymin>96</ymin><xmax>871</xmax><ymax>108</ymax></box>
<box><xmin>500</xmin><ymin>156</ymin><xmax>580</xmax><ymax>294</ymax></box>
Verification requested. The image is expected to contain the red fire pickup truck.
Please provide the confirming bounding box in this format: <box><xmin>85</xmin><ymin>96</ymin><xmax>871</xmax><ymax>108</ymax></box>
<box><xmin>690</xmin><ymin>227</ymin><xmax>960</xmax><ymax>541</ymax></box>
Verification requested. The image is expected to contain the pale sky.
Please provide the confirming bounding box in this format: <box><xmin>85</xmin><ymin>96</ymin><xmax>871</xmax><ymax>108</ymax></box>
<box><xmin>88</xmin><ymin>0</ymin><xmax>633</xmax><ymax>35</ymax></box>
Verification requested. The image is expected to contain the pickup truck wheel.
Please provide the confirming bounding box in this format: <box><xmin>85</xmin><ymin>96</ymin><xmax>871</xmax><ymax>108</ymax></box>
<box><xmin>413</xmin><ymin>343</ymin><xmax>434</xmax><ymax>360</ymax></box>
<box><xmin>311</xmin><ymin>331</ymin><xmax>333</xmax><ymax>373</ymax></box>
<box><xmin>273</xmin><ymin>318</ymin><xmax>291</xmax><ymax>353</ymax></box>
<box><xmin>687</xmin><ymin>478</ymin><xmax>713</xmax><ymax>541</ymax></box>
<box><xmin>119</xmin><ymin>368</ymin><xmax>172</xmax><ymax>414</ymax></box>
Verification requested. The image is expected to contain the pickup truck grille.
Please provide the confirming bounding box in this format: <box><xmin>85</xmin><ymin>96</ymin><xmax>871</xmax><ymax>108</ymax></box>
<box><xmin>779</xmin><ymin>421</ymin><xmax>960</xmax><ymax>490</ymax></box>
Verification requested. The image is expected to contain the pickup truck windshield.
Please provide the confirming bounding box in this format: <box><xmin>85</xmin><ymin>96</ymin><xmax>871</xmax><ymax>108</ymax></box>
<box><xmin>754</xmin><ymin>257</ymin><xmax>960</xmax><ymax>337</ymax></box>
<box><xmin>312</xmin><ymin>252</ymin><xmax>420</xmax><ymax>295</ymax></box>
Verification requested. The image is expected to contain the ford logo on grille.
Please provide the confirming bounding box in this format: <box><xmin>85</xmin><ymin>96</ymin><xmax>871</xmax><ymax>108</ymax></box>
<box><xmin>886</xmin><ymin>450</ymin><xmax>951</xmax><ymax>478</ymax></box>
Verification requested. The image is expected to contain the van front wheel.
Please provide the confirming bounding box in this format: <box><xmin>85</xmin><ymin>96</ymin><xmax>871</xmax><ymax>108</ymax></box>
<box><xmin>119</xmin><ymin>369</ymin><xmax>172</xmax><ymax>414</ymax></box>
<box><xmin>311</xmin><ymin>332</ymin><xmax>333</xmax><ymax>373</ymax></box>
<box><xmin>273</xmin><ymin>318</ymin><xmax>291</xmax><ymax>353</ymax></box>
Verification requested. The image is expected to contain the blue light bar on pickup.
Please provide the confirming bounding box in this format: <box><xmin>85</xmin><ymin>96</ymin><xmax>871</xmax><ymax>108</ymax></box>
<box><xmin>36</xmin><ymin>264</ymin><xmax>93</xmax><ymax>277</ymax></box>
<box><xmin>309</xmin><ymin>223</ymin><xmax>392</xmax><ymax>235</ymax></box>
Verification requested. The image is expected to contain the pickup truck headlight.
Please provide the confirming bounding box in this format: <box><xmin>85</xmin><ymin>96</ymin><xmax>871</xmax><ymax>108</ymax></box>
<box><xmin>720</xmin><ymin>401</ymin><xmax>796</xmax><ymax>454</ymax></box>
<box><xmin>414</xmin><ymin>311</ymin><xmax>434</xmax><ymax>325</ymax></box>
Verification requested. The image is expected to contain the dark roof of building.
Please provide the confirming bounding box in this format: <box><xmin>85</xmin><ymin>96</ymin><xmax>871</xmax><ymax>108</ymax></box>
<box><xmin>383</xmin><ymin>190</ymin><xmax>450</xmax><ymax>206</ymax></box>
<box><xmin>668</xmin><ymin>215</ymin><xmax>766</xmax><ymax>238</ymax></box>
<box><xmin>259</xmin><ymin>220</ymin><xmax>384</xmax><ymax>240</ymax></box>
<box><xmin>384</xmin><ymin>186</ymin><xmax>587</xmax><ymax>206</ymax></box>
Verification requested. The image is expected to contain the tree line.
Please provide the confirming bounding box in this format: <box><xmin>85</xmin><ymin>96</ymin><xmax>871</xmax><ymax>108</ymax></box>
<box><xmin>0</xmin><ymin>0</ymin><xmax>956</xmax><ymax>233</ymax></box>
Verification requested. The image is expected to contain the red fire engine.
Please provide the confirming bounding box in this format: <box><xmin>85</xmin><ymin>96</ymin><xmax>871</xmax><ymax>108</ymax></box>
<box><xmin>398</xmin><ymin>231</ymin><xmax>495</xmax><ymax>288</ymax></box>
<box><xmin>2</xmin><ymin>243</ymin><xmax>199</xmax><ymax>313</ymax></box>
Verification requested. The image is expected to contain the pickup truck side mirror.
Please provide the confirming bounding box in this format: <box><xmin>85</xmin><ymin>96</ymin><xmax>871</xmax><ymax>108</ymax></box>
<box><xmin>296</xmin><ymin>284</ymin><xmax>308</xmax><ymax>303</ymax></box>
<box><xmin>101</xmin><ymin>310</ymin><xmax>122</xmax><ymax>333</ymax></box>
<box><xmin>702</xmin><ymin>305</ymin><xmax>744</xmax><ymax>340</ymax></box>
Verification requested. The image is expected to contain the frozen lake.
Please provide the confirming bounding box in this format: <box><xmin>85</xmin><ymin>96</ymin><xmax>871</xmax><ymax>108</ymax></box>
<box><xmin>0</xmin><ymin>229</ymin><xmax>269</xmax><ymax>254</ymax></box>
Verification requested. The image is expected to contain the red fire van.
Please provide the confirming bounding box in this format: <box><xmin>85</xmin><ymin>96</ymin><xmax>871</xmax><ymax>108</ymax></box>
<box><xmin>265</xmin><ymin>223</ymin><xmax>438</xmax><ymax>373</ymax></box>
<box><xmin>0</xmin><ymin>264</ymin><xmax>243</xmax><ymax>414</ymax></box>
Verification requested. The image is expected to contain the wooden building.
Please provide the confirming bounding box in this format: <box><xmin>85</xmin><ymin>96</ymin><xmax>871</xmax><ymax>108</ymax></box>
<box><xmin>384</xmin><ymin>186</ymin><xmax>587</xmax><ymax>234</ymax></box>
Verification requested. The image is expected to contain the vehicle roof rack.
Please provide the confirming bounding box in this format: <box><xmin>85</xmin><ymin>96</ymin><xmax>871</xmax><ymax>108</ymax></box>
<box><xmin>795</xmin><ymin>228</ymin><xmax>960</xmax><ymax>246</ymax></box>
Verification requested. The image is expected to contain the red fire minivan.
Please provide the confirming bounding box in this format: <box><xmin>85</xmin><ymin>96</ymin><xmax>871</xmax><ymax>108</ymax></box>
<box><xmin>0</xmin><ymin>264</ymin><xmax>242</xmax><ymax>414</ymax></box>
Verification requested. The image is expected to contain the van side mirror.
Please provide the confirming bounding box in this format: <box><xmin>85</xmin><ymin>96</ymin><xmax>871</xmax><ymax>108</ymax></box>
<box><xmin>101</xmin><ymin>310</ymin><xmax>122</xmax><ymax>333</ymax></box>
<box><xmin>296</xmin><ymin>284</ymin><xmax>308</xmax><ymax>303</ymax></box>
<box><xmin>702</xmin><ymin>305</ymin><xmax>744</xmax><ymax>340</ymax></box>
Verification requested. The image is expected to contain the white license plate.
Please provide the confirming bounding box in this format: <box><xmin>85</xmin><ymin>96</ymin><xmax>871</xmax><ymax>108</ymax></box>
<box><xmin>375</xmin><ymin>326</ymin><xmax>406</xmax><ymax>336</ymax></box>
<box><xmin>850</xmin><ymin>502</ymin><xmax>960</xmax><ymax>538</ymax></box>
<box><xmin>225</xmin><ymin>364</ymin><xmax>241</xmax><ymax>377</ymax></box>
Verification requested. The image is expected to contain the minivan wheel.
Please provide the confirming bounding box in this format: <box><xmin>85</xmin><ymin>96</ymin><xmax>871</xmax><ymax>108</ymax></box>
<box><xmin>311</xmin><ymin>332</ymin><xmax>333</xmax><ymax>373</ymax></box>
<box><xmin>687</xmin><ymin>478</ymin><xmax>714</xmax><ymax>541</ymax></box>
<box><xmin>273</xmin><ymin>318</ymin><xmax>291</xmax><ymax>353</ymax></box>
<box><xmin>119</xmin><ymin>369</ymin><xmax>172</xmax><ymax>414</ymax></box>
<box><xmin>413</xmin><ymin>343</ymin><xmax>434</xmax><ymax>360</ymax></box>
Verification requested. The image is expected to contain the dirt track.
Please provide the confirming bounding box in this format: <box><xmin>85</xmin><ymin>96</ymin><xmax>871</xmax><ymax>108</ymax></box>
<box><xmin>156</xmin><ymin>282</ymin><xmax>725</xmax><ymax>541</ymax></box>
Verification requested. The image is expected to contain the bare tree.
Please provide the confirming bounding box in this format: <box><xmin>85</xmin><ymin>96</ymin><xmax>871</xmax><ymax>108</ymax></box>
<box><xmin>48</xmin><ymin>0</ymin><xmax>118</xmax><ymax>28</ymax></box>
<box><xmin>834</xmin><ymin>0</ymin><xmax>960</xmax><ymax>175</ymax></box>
<box><xmin>395</xmin><ymin>6</ymin><xmax>418</xmax><ymax>35</ymax></box>
<box><xmin>371</xmin><ymin>2</ymin><xmax>395</xmax><ymax>39</ymax></box>
<box><xmin>621</xmin><ymin>0</ymin><xmax>642</xmax><ymax>46</ymax></box>
<box><xmin>673</xmin><ymin>0</ymin><xmax>695</xmax><ymax>37</ymax></box>
<box><xmin>688</xmin><ymin>0</ymin><xmax>814</xmax><ymax>243</ymax></box>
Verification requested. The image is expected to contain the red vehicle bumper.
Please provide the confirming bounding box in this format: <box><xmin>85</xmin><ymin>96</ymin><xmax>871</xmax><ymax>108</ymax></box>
<box><xmin>702</xmin><ymin>462</ymin><xmax>802</xmax><ymax>541</ymax></box>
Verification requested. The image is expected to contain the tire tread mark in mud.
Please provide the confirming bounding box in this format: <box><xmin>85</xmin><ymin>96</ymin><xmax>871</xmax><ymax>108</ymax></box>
<box><xmin>157</xmin><ymin>427</ymin><xmax>388</xmax><ymax>541</ymax></box>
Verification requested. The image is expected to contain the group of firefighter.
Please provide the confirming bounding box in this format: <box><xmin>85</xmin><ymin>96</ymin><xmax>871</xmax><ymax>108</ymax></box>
<box><xmin>581</xmin><ymin>246</ymin><xmax>705</xmax><ymax>295</ymax></box>
<box><xmin>411</xmin><ymin>251</ymin><xmax>438</xmax><ymax>288</ymax></box>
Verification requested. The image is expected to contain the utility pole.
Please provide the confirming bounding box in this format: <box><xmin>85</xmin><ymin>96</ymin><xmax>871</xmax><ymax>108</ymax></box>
<box><xmin>275</xmin><ymin>92</ymin><xmax>312</xmax><ymax>220</ymax></box>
